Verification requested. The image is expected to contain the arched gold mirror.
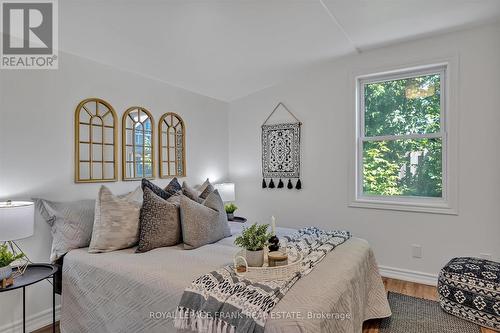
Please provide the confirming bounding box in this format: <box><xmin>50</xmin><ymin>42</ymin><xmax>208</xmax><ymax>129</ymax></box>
<box><xmin>159</xmin><ymin>112</ymin><xmax>186</xmax><ymax>178</ymax></box>
<box><xmin>122</xmin><ymin>107</ymin><xmax>155</xmax><ymax>180</ymax></box>
<box><xmin>75</xmin><ymin>98</ymin><xmax>118</xmax><ymax>182</ymax></box>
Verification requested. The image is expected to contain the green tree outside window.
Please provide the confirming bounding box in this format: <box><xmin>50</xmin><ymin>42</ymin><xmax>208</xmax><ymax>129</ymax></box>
<box><xmin>361</xmin><ymin>71</ymin><xmax>443</xmax><ymax>197</ymax></box>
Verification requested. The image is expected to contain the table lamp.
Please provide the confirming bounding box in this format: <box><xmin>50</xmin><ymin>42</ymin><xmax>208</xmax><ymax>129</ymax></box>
<box><xmin>0</xmin><ymin>200</ymin><xmax>34</xmax><ymax>276</ymax></box>
<box><xmin>214</xmin><ymin>183</ymin><xmax>235</xmax><ymax>202</ymax></box>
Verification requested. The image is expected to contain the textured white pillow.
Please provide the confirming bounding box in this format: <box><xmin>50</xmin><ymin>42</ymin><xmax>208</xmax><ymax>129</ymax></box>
<box><xmin>35</xmin><ymin>198</ymin><xmax>95</xmax><ymax>262</ymax></box>
<box><xmin>88</xmin><ymin>186</ymin><xmax>143</xmax><ymax>253</ymax></box>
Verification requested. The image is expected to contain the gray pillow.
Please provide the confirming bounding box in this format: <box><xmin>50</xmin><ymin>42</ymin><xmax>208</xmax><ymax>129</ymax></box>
<box><xmin>183</xmin><ymin>180</ymin><xmax>214</xmax><ymax>202</ymax></box>
<box><xmin>137</xmin><ymin>187</ymin><xmax>182</xmax><ymax>253</ymax></box>
<box><xmin>35</xmin><ymin>198</ymin><xmax>95</xmax><ymax>262</ymax></box>
<box><xmin>88</xmin><ymin>186</ymin><xmax>143</xmax><ymax>253</ymax></box>
<box><xmin>195</xmin><ymin>178</ymin><xmax>211</xmax><ymax>192</ymax></box>
<box><xmin>182</xmin><ymin>181</ymin><xmax>203</xmax><ymax>203</ymax></box>
<box><xmin>180</xmin><ymin>190</ymin><xmax>231</xmax><ymax>250</ymax></box>
<box><xmin>199</xmin><ymin>183</ymin><xmax>215</xmax><ymax>200</ymax></box>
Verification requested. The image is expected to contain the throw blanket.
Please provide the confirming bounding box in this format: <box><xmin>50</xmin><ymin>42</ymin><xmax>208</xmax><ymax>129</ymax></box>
<box><xmin>174</xmin><ymin>227</ymin><xmax>351</xmax><ymax>333</ymax></box>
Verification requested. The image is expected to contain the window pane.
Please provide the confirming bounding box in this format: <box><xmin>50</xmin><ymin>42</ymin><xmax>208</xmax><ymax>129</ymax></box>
<box><xmin>362</xmin><ymin>138</ymin><xmax>442</xmax><ymax>197</ymax></box>
<box><xmin>103</xmin><ymin>162</ymin><xmax>114</xmax><ymax>180</ymax></box>
<box><xmin>79</xmin><ymin>162</ymin><xmax>90</xmax><ymax>179</ymax></box>
<box><xmin>364</xmin><ymin>73</ymin><xmax>441</xmax><ymax>136</ymax></box>
<box><xmin>144</xmin><ymin>147</ymin><xmax>152</xmax><ymax>164</ymax></box>
<box><xmin>92</xmin><ymin>162</ymin><xmax>103</xmax><ymax>180</ymax></box>
<box><xmin>79</xmin><ymin>143</ymin><xmax>89</xmax><ymax>160</ymax></box>
<box><xmin>144</xmin><ymin>163</ymin><xmax>153</xmax><ymax>177</ymax></box>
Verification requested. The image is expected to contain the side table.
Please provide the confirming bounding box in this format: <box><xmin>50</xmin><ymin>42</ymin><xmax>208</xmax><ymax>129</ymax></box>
<box><xmin>0</xmin><ymin>264</ymin><xmax>58</xmax><ymax>333</ymax></box>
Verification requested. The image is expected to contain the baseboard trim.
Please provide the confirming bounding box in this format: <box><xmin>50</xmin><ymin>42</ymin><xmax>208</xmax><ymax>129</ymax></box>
<box><xmin>0</xmin><ymin>304</ymin><xmax>60</xmax><ymax>333</ymax></box>
<box><xmin>379</xmin><ymin>265</ymin><xmax>438</xmax><ymax>286</ymax></box>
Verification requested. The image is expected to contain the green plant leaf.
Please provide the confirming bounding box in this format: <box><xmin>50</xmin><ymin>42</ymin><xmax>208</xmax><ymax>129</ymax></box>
<box><xmin>224</xmin><ymin>203</ymin><xmax>238</xmax><ymax>214</ymax></box>
<box><xmin>0</xmin><ymin>244</ymin><xmax>25</xmax><ymax>267</ymax></box>
<box><xmin>234</xmin><ymin>223</ymin><xmax>271</xmax><ymax>251</ymax></box>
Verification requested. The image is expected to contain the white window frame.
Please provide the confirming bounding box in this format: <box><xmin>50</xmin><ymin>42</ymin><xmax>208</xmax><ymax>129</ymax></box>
<box><xmin>351</xmin><ymin>63</ymin><xmax>457</xmax><ymax>214</ymax></box>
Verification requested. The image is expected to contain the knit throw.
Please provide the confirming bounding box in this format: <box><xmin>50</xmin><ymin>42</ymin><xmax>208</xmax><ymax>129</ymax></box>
<box><xmin>174</xmin><ymin>227</ymin><xmax>351</xmax><ymax>333</ymax></box>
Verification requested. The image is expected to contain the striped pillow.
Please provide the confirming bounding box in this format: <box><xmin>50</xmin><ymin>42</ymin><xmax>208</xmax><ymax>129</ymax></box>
<box><xmin>88</xmin><ymin>186</ymin><xmax>143</xmax><ymax>253</ymax></box>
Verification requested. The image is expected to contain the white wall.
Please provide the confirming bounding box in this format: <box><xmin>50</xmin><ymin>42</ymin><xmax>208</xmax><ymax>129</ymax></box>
<box><xmin>0</xmin><ymin>52</ymin><xmax>229</xmax><ymax>331</ymax></box>
<box><xmin>228</xmin><ymin>23</ymin><xmax>500</xmax><ymax>279</ymax></box>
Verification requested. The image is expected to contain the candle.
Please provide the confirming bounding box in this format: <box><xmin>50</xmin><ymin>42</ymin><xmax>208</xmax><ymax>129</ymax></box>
<box><xmin>271</xmin><ymin>216</ymin><xmax>276</xmax><ymax>235</ymax></box>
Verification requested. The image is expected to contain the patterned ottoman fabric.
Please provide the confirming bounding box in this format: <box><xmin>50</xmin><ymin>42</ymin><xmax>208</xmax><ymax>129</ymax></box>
<box><xmin>438</xmin><ymin>257</ymin><xmax>500</xmax><ymax>331</ymax></box>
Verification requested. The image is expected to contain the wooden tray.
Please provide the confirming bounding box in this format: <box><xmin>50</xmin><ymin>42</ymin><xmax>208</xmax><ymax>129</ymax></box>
<box><xmin>233</xmin><ymin>249</ymin><xmax>303</xmax><ymax>282</ymax></box>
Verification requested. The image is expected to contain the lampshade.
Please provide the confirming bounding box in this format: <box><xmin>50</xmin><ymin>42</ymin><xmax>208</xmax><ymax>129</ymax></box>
<box><xmin>214</xmin><ymin>183</ymin><xmax>235</xmax><ymax>202</ymax></box>
<box><xmin>0</xmin><ymin>201</ymin><xmax>35</xmax><ymax>241</ymax></box>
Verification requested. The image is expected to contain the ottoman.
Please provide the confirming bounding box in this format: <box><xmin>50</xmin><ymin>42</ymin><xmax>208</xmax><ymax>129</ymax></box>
<box><xmin>438</xmin><ymin>257</ymin><xmax>500</xmax><ymax>331</ymax></box>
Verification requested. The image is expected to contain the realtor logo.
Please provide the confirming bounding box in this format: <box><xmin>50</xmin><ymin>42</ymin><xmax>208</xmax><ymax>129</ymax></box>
<box><xmin>1</xmin><ymin>0</ymin><xmax>58</xmax><ymax>69</ymax></box>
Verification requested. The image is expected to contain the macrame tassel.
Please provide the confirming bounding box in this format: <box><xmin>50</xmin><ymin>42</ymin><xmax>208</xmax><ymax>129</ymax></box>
<box><xmin>262</xmin><ymin>178</ymin><xmax>267</xmax><ymax>188</ymax></box>
<box><xmin>277</xmin><ymin>179</ymin><xmax>284</xmax><ymax>188</ymax></box>
<box><xmin>295</xmin><ymin>179</ymin><xmax>302</xmax><ymax>190</ymax></box>
<box><xmin>287</xmin><ymin>179</ymin><xmax>293</xmax><ymax>189</ymax></box>
<box><xmin>269</xmin><ymin>179</ymin><xmax>275</xmax><ymax>188</ymax></box>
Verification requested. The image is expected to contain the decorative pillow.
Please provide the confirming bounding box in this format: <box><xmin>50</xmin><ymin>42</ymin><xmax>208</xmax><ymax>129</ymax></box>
<box><xmin>195</xmin><ymin>178</ymin><xmax>211</xmax><ymax>192</ymax></box>
<box><xmin>34</xmin><ymin>198</ymin><xmax>95</xmax><ymax>262</ymax></box>
<box><xmin>136</xmin><ymin>187</ymin><xmax>182</xmax><ymax>253</ymax></box>
<box><xmin>203</xmin><ymin>191</ymin><xmax>231</xmax><ymax>239</ymax></box>
<box><xmin>199</xmin><ymin>183</ymin><xmax>215</xmax><ymax>200</ymax></box>
<box><xmin>166</xmin><ymin>192</ymin><xmax>182</xmax><ymax>206</ymax></box>
<box><xmin>142</xmin><ymin>178</ymin><xmax>181</xmax><ymax>200</ymax></box>
<box><xmin>182</xmin><ymin>181</ymin><xmax>203</xmax><ymax>203</ymax></box>
<box><xmin>180</xmin><ymin>190</ymin><xmax>231</xmax><ymax>249</ymax></box>
<box><xmin>88</xmin><ymin>186</ymin><xmax>143</xmax><ymax>253</ymax></box>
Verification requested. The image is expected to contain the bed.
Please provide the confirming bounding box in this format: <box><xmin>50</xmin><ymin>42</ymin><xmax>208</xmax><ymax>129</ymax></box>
<box><xmin>60</xmin><ymin>223</ymin><xmax>391</xmax><ymax>333</ymax></box>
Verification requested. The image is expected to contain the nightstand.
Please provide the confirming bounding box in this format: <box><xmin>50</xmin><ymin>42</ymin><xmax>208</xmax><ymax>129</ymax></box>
<box><xmin>229</xmin><ymin>216</ymin><xmax>247</xmax><ymax>223</ymax></box>
<box><xmin>0</xmin><ymin>264</ymin><xmax>58</xmax><ymax>333</ymax></box>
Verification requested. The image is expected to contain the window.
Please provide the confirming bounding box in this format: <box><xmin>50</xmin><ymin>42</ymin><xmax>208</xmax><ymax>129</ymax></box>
<box><xmin>75</xmin><ymin>98</ymin><xmax>118</xmax><ymax>183</ymax></box>
<box><xmin>122</xmin><ymin>107</ymin><xmax>155</xmax><ymax>180</ymax></box>
<box><xmin>159</xmin><ymin>112</ymin><xmax>186</xmax><ymax>178</ymax></box>
<box><xmin>354</xmin><ymin>65</ymin><xmax>454</xmax><ymax>213</ymax></box>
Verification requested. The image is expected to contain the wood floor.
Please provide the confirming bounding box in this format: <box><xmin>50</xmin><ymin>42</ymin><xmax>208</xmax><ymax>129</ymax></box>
<box><xmin>34</xmin><ymin>277</ymin><xmax>497</xmax><ymax>333</ymax></box>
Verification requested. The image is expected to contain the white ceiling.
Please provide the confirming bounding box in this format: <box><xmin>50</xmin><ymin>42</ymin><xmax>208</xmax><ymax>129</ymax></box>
<box><xmin>60</xmin><ymin>0</ymin><xmax>500</xmax><ymax>101</ymax></box>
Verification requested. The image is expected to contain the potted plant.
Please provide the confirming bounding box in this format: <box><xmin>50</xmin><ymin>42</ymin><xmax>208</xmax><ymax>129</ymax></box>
<box><xmin>234</xmin><ymin>223</ymin><xmax>271</xmax><ymax>267</ymax></box>
<box><xmin>0</xmin><ymin>244</ymin><xmax>25</xmax><ymax>281</ymax></box>
<box><xmin>225</xmin><ymin>203</ymin><xmax>238</xmax><ymax>221</ymax></box>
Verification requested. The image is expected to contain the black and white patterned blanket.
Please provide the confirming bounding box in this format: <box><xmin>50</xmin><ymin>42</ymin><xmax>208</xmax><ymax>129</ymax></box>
<box><xmin>174</xmin><ymin>227</ymin><xmax>351</xmax><ymax>333</ymax></box>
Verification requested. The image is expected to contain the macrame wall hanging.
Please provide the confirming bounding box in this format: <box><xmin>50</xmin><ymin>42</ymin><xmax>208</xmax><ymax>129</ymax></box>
<box><xmin>261</xmin><ymin>102</ymin><xmax>302</xmax><ymax>190</ymax></box>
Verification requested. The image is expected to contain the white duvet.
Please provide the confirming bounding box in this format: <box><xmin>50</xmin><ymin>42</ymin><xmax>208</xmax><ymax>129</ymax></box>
<box><xmin>61</xmin><ymin>223</ymin><xmax>390</xmax><ymax>333</ymax></box>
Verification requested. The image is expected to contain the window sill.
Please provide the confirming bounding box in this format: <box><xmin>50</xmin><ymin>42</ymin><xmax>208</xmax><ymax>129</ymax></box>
<box><xmin>349</xmin><ymin>198</ymin><xmax>457</xmax><ymax>215</ymax></box>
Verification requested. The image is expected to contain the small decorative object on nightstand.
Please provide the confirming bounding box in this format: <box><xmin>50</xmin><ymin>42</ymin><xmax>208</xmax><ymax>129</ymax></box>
<box><xmin>0</xmin><ymin>264</ymin><xmax>58</xmax><ymax>333</ymax></box>
<box><xmin>224</xmin><ymin>203</ymin><xmax>238</xmax><ymax>221</ymax></box>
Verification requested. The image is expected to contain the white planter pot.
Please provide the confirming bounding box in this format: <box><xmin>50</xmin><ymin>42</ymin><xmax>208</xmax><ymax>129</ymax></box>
<box><xmin>246</xmin><ymin>249</ymin><xmax>264</xmax><ymax>267</ymax></box>
<box><xmin>0</xmin><ymin>265</ymin><xmax>12</xmax><ymax>280</ymax></box>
